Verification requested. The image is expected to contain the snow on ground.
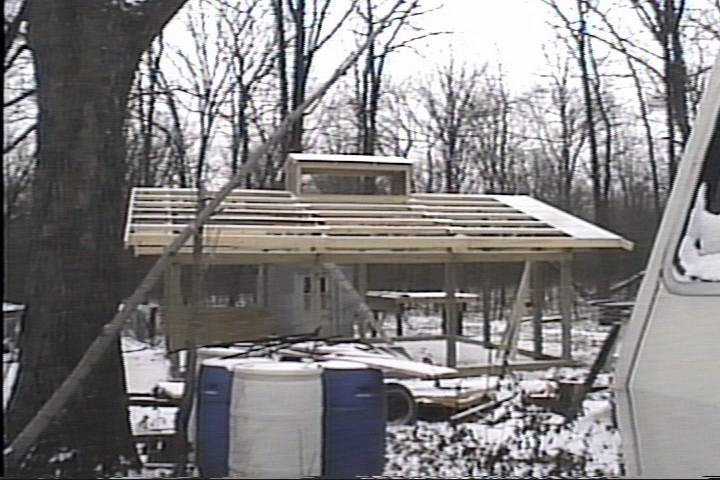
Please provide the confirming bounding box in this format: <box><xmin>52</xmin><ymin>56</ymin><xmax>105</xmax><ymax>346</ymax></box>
<box><xmin>377</xmin><ymin>310</ymin><xmax>624</xmax><ymax>478</ymax></box>
<box><xmin>384</xmin><ymin>396</ymin><xmax>623</xmax><ymax>478</ymax></box>
<box><xmin>121</xmin><ymin>337</ymin><xmax>178</xmax><ymax>444</ymax></box>
<box><xmin>384</xmin><ymin>374</ymin><xmax>623</xmax><ymax>478</ymax></box>
<box><xmin>118</xmin><ymin>306</ymin><xmax>624</xmax><ymax>478</ymax></box>
<box><xmin>122</xmin><ymin>337</ymin><xmax>171</xmax><ymax>394</ymax></box>
<box><xmin>1</xmin><ymin>307</ymin><xmax>621</xmax><ymax>477</ymax></box>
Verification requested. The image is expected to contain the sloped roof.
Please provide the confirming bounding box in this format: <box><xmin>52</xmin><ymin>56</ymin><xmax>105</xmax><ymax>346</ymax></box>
<box><xmin>124</xmin><ymin>187</ymin><xmax>633</xmax><ymax>263</ymax></box>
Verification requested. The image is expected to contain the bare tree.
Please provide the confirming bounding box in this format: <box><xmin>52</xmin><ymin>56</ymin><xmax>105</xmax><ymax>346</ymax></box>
<box><xmin>352</xmin><ymin>0</ymin><xmax>435</xmax><ymax>156</ymax></box>
<box><xmin>171</xmin><ymin>2</ymin><xmax>235</xmax><ymax>187</ymax></box>
<box><xmin>686</xmin><ymin>0</ymin><xmax>720</xmax><ymax>41</ymax></box>
<box><xmin>3</xmin><ymin>0</ymin><xmax>36</xmax><ymax>169</ymax></box>
<box><xmin>421</xmin><ymin>59</ymin><xmax>486</xmax><ymax>193</ymax></box>
<box><xmin>518</xmin><ymin>51</ymin><xmax>587</xmax><ymax>210</ymax></box>
<box><xmin>543</xmin><ymin>0</ymin><xmax>616</xmax><ymax>223</ymax></box>
<box><xmin>630</xmin><ymin>0</ymin><xmax>690</xmax><ymax>186</ymax></box>
<box><xmin>126</xmin><ymin>36</ymin><xmax>173</xmax><ymax>187</ymax></box>
<box><xmin>465</xmin><ymin>68</ymin><xmax>522</xmax><ymax>194</ymax></box>
<box><xmin>273</xmin><ymin>0</ymin><xmax>357</xmax><ymax>155</ymax></box>
<box><xmin>215</xmin><ymin>0</ymin><xmax>275</xmax><ymax>181</ymax></box>
<box><xmin>586</xmin><ymin>2</ymin><xmax>664</xmax><ymax>212</ymax></box>
<box><xmin>5</xmin><ymin>1</ymin><xmax>189</xmax><ymax>476</ymax></box>
<box><xmin>379</xmin><ymin>82</ymin><xmax>420</xmax><ymax>158</ymax></box>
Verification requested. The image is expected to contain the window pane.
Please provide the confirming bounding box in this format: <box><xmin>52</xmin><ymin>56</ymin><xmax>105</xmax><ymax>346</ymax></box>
<box><xmin>673</xmin><ymin>115</ymin><xmax>720</xmax><ymax>283</ymax></box>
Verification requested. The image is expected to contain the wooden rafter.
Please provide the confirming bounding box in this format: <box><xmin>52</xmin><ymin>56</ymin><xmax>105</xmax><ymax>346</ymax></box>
<box><xmin>124</xmin><ymin>187</ymin><xmax>634</xmax><ymax>260</ymax></box>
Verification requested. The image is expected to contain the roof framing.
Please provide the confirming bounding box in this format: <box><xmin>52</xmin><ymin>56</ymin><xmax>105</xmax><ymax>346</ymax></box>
<box><xmin>124</xmin><ymin>187</ymin><xmax>633</xmax><ymax>263</ymax></box>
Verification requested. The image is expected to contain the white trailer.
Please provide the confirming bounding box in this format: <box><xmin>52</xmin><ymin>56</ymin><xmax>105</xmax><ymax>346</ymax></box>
<box><xmin>614</xmin><ymin>52</ymin><xmax>720</xmax><ymax>478</ymax></box>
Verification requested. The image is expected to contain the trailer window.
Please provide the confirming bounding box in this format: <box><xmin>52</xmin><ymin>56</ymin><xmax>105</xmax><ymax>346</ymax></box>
<box><xmin>670</xmin><ymin>114</ymin><xmax>720</xmax><ymax>287</ymax></box>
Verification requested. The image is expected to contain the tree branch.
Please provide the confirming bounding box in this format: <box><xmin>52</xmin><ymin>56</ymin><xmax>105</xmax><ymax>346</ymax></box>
<box><xmin>3</xmin><ymin>123</ymin><xmax>36</xmax><ymax>155</ymax></box>
<box><xmin>4</xmin><ymin>88</ymin><xmax>35</xmax><ymax>108</ymax></box>
<box><xmin>4</xmin><ymin>0</ymin><xmax>29</xmax><ymax>64</ymax></box>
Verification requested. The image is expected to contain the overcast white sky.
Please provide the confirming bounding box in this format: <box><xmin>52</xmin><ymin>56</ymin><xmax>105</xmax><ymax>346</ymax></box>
<box><xmin>409</xmin><ymin>0</ymin><xmax>558</xmax><ymax>88</ymax></box>
<box><xmin>305</xmin><ymin>0</ymin><xmax>560</xmax><ymax>93</ymax></box>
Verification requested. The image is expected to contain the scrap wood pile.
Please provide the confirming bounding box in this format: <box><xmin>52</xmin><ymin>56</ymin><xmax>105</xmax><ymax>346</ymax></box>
<box><xmin>277</xmin><ymin>340</ymin><xmax>457</xmax><ymax>378</ymax></box>
<box><xmin>146</xmin><ymin>332</ymin><xmax>608</xmax><ymax>427</ymax></box>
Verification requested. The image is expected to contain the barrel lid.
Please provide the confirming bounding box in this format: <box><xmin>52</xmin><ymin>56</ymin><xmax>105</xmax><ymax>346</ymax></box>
<box><xmin>234</xmin><ymin>361</ymin><xmax>321</xmax><ymax>377</ymax></box>
<box><xmin>202</xmin><ymin>357</ymin><xmax>273</xmax><ymax>370</ymax></box>
<box><xmin>318</xmin><ymin>360</ymin><xmax>369</xmax><ymax>370</ymax></box>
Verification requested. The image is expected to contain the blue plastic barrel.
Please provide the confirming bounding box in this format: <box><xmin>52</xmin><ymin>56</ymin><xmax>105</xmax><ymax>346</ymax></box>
<box><xmin>188</xmin><ymin>346</ymin><xmax>251</xmax><ymax>446</ymax></box>
<box><xmin>321</xmin><ymin>360</ymin><xmax>387</xmax><ymax>478</ymax></box>
<box><xmin>195</xmin><ymin>357</ymin><xmax>271</xmax><ymax>478</ymax></box>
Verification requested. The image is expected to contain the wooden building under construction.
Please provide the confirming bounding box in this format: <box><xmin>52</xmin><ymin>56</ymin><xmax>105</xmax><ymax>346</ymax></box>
<box><xmin>123</xmin><ymin>153</ymin><xmax>633</xmax><ymax>370</ymax></box>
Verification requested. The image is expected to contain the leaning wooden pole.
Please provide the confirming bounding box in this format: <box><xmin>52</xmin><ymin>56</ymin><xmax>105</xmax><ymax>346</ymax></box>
<box><xmin>4</xmin><ymin>2</ymin><xmax>403</xmax><ymax>466</ymax></box>
<box><xmin>323</xmin><ymin>263</ymin><xmax>392</xmax><ymax>345</ymax></box>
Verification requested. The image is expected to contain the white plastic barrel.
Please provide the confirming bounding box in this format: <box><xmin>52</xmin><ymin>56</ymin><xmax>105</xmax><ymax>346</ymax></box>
<box><xmin>229</xmin><ymin>362</ymin><xmax>323</xmax><ymax>479</ymax></box>
<box><xmin>194</xmin><ymin>357</ymin><xmax>274</xmax><ymax>478</ymax></box>
<box><xmin>187</xmin><ymin>346</ymin><xmax>261</xmax><ymax>445</ymax></box>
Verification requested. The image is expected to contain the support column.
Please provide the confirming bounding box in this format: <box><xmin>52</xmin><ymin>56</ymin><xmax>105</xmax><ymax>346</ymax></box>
<box><xmin>559</xmin><ymin>257</ymin><xmax>573</xmax><ymax>360</ymax></box>
<box><xmin>444</xmin><ymin>263</ymin><xmax>459</xmax><ymax>368</ymax></box>
<box><xmin>165</xmin><ymin>262</ymin><xmax>183</xmax><ymax>379</ymax></box>
<box><xmin>371</xmin><ymin>311</ymin><xmax>380</xmax><ymax>338</ymax></box>
<box><xmin>531</xmin><ymin>262</ymin><xmax>545</xmax><ymax>358</ymax></box>
<box><xmin>357</xmin><ymin>264</ymin><xmax>369</xmax><ymax>338</ymax></box>
<box><xmin>482</xmin><ymin>282</ymin><xmax>491</xmax><ymax>344</ymax></box>
<box><xmin>396</xmin><ymin>306</ymin><xmax>404</xmax><ymax>337</ymax></box>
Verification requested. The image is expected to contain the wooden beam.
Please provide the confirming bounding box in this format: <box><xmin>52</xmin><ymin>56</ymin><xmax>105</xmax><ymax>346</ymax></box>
<box><xmin>137</xmin><ymin>250</ymin><xmax>573</xmax><ymax>265</ymax></box>
<box><xmin>129</xmin><ymin>233</ymin><xmax>626</xmax><ymax>252</ymax></box>
<box><xmin>130</xmin><ymin>224</ymin><xmax>567</xmax><ymax>236</ymax></box>
<box><xmin>164</xmin><ymin>263</ymin><xmax>183</xmax><ymax>379</ymax></box>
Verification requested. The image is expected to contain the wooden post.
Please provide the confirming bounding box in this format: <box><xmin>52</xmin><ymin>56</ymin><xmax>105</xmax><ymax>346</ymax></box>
<box><xmin>531</xmin><ymin>262</ymin><xmax>545</xmax><ymax>358</ymax></box>
<box><xmin>458</xmin><ymin>303</ymin><xmax>464</xmax><ymax>336</ymax></box>
<box><xmin>444</xmin><ymin>263</ymin><xmax>459</xmax><ymax>368</ymax></box>
<box><xmin>165</xmin><ymin>263</ymin><xmax>182</xmax><ymax>379</ymax></box>
<box><xmin>482</xmin><ymin>270</ymin><xmax>491</xmax><ymax>344</ymax></box>
<box><xmin>396</xmin><ymin>307</ymin><xmax>404</xmax><ymax>337</ymax></box>
<box><xmin>559</xmin><ymin>258</ymin><xmax>573</xmax><ymax>360</ymax></box>
<box><xmin>356</xmin><ymin>264</ymin><xmax>372</xmax><ymax>338</ymax></box>
<box><xmin>256</xmin><ymin>264</ymin><xmax>267</xmax><ymax>307</ymax></box>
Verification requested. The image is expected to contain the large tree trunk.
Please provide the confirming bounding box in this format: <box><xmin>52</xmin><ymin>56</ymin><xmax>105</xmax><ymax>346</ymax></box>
<box><xmin>6</xmin><ymin>2</ymin><xmax>186</xmax><ymax>477</ymax></box>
